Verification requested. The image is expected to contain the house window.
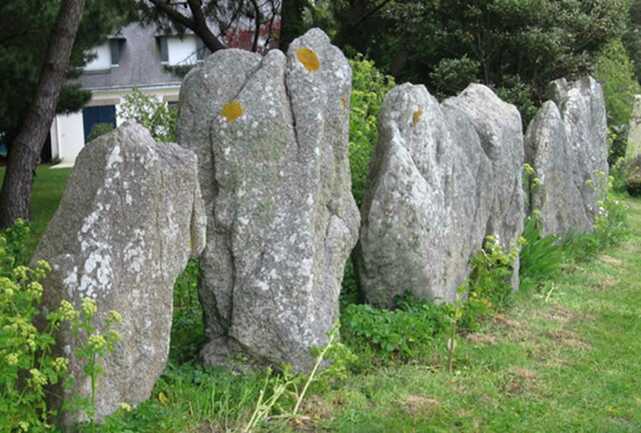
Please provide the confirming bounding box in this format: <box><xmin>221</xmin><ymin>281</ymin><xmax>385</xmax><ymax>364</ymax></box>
<box><xmin>82</xmin><ymin>105</ymin><xmax>117</xmax><ymax>142</ymax></box>
<box><xmin>158</xmin><ymin>35</ymin><xmax>200</xmax><ymax>66</ymax></box>
<box><xmin>84</xmin><ymin>43</ymin><xmax>112</xmax><ymax>71</ymax></box>
<box><xmin>109</xmin><ymin>39</ymin><xmax>125</xmax><ymax>66</ymax></box>
<box><xmin>159</xmin><ymin>37</ymin><xmax>169</xmax><ymax>64</ymax></box>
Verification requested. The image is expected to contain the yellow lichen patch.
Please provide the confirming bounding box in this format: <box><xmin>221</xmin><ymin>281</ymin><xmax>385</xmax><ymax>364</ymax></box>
<box><xmin>412</xmin><ymin>108</ymin><xmax>423</xmax><ymax>127</ymax></box>
<box><xmin>220</xmin><ymin>100</ymin><xmax>244</xmax><ymax>123</ymax></box>
<box><xmin>296</xmin><ymin>47</ymin><xmax>321</xmax><ymax>72</ymax></box>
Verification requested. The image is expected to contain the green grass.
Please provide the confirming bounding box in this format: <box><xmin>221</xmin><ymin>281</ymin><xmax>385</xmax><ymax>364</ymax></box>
<box><xmin>7</xmin><ymin>166</ymin><xmax>641</xmax><ymax>432</ymax></box>
<box><xmin>0</xmin><ymin>166</ymin><xmax>71</xmax><ymax>252</ymax></box>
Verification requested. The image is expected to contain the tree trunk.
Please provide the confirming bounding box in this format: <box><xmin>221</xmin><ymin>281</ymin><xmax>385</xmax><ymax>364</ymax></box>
<box><xmin>0</xmin><ymin>0</ymin><xmax>86</xmax><ymax>228</ymax></box>
<box><xmin>280</xmin><ymin>0</ymin><xmax>308</xmax><ymax>51</ymax></box>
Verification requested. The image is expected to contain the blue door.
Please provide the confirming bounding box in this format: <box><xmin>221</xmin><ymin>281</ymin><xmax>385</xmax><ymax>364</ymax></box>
<box><xmin>83</xmin><ymin>105</ymin><xmax>116</xmax><ymax>141</ymax></box>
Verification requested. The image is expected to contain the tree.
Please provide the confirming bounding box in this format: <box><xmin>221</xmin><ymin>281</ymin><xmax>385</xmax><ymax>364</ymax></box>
<box><xmin>310</xmin><ymin>0</ymin><xmax>628</xmax><ymax>123</ymax></box>
<box><xmin>0</xmin><ymin>0</ymin><xmax>87</xmax><ymax>227</ymax></box>
<box><xmin>0</xmin><ymin>1</ymin><xmax>134</xmax><ymax>148</ymax></box>
<box><xmin>623</xmin><ymin>0</ymin><xmax>641</xmax><ymax>82</ymax></box>
<box><xmin>280</xmin><ymin>0</ymin><xmax>309</xmax><ymax>50</ymax></box>
<box><xmin>0</xmin><ymin>0</ymin><xmax>133</xmax><ymax>227</ymax></box>
<box><xmin>139</xmin><ymin>0</ymin><xmax>282</xmax><ymax>53</ymax></box>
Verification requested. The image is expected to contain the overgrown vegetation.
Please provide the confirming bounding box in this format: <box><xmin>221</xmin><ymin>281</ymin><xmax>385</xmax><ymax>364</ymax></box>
<box><xmin>348</xmin><ymin>57</ymin><xmax>395</xmax><ymax>206</ymax></box>
<box><xmin>0</xmin><ymin>221</ymin><xmax>121</xmax><ymax>432</ymax></box>
<box><xmin>118</xmin><ymin>89</ymin><xmax>177</xmax><ymax>143</ymax></box>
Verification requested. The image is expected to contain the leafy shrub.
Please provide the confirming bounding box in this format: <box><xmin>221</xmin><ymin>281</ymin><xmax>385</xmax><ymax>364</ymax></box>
<box><xmin>465</xmin><ymin>236</ymin><xmax>519</xmax><ymax>312</ymax></box>
<box><xmin>429</xmin><ymin>55</ymin><xmax>480</xmax><ymax>98</ymax></box>
<box><xmin>610</xmin><ymin>157</ymin><xmax>629</xmax><ymax>193</ymax></box>
<box><xmin>118</xmin><ymin>88</ymin><xmax>177</xmax><ymax>142</ymax></box>
<box><xmin>341</xmin><ymin>299</ymin><xmax>449</xmax><ymax>363</ymax></box>
<box><xmin>595</xmin><ymin>39</ymin><xmax>641</xmax><ymax>161</ymax></box>
<box><xmin>497</xmin><ymin>77</ymin><xmax>539</xmax><ymax>128</ymax></box>
<box><xmin>169</xmin><ymin>259</ymin><xmax>205</xmax><ymax>364</ymax></box>
<box><xmin>519</xmin><ymin>214</ymin><xmax>564</xmax><ymax>291</ymax></box>
<box><xmin>562</xmin><ymin>190</ymin><xmax>629</xmax><ymax>262</ymax></box>
<box><xmin>87</xmin><ymin>123</ymin><xmax>114</xmax><ymax>143</ymax></box>
<box><xmin>341</xmin><ymin>235</ymin><xmax>520</xmax><ymax>366</ymax></box>
<box><xmin>608</xmin><ymin>124</ymin><xmax>630</xmax><ymax>167</ymax></box>
<box><xmin>0</xmin><ymin>221</ymin><xmax>121</xmax><ymax>431</ymax></box>
<box><xmin>0</xmin><ymin>222</ymin><xmax>63</xmax><ymax>432</ymax></box>
<box><xmin>349</xmin><ymin>56</ymin><xmax>395</xmax><ymax>206</ymax></box>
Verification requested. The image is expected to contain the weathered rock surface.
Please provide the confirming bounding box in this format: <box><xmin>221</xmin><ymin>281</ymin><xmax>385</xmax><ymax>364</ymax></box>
<box><xmin>526</xmin><ymin>77</ymin><xmax>608</xmax><ymax>235</ymax></box>
<box><xmin>358</xmin><ymin>83</ymin><xmax>524</xmax><ymax>306</ymax></box>
<box><xmin>626</xmin><ymin>96</ymin><xmax>641</xmax><ymax>194</ymax></box>
<box><xmin>445</xmin><ymin>84</ymin><xmax>526</xmax><ymax>291</ymax></box>
<box><xmin>625</xmin><ymin>95</ymin><xmax>641</xmax><ymax>162</ymax></box>
<box><xmin>626</xmin><ymin>154</ymin><xmax>641</xmax><ymax>194</ymax></box>
<box><xmin>34</xmin><ymin>122</ymin><xmax>206</xmax><ymax>425</ymax></box>
<box><xmin>177</xmin><ymin>28</ymin><xmax>360</xmax><ymax>370</ymax></box>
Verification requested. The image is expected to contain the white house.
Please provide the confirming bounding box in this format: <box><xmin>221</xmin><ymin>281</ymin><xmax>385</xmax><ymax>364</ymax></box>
<box><xmin>48</xmin><ymin>2</ymin><xmax>281</xmax><ymax>166</ymax></box>
<box><xmin>48</xmin><ymin>22</ymin><xmax>205</xmax><ymax>164</ymax></box>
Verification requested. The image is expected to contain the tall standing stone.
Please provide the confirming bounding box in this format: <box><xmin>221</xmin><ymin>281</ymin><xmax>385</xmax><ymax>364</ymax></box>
<box><xmin>526</xmin><ymin>77</ymin><xmax>608</xmax><ymax>235</ymax></box>
<box><xmin>358</xmin><ymin>83</ymin><xmax>524</xmax><ymax>306</ymax></box>
<box><xmin>625</xmin><ymin>95</ymin><xmax>641</xmax><ymax>162</ymax></box>
<box><xmin>34</xmin><ymin>122</ymin><xmax>206</xmax><ymax>426</ymax></box>
<box><xmin>177</xmin><ymin>28</ymin><xmax>360</xmax><ymax>370</ymax></box>
<box><xmin>625</xmin><ymin>95</ymin><xmax>641</xmax><ymax>193</ymax></box>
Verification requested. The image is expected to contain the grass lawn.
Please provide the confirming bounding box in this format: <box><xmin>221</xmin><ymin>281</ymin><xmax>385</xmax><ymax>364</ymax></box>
<box><xmin>0</xmin><ymin>166</ymin><xmax>71</xmax><ymax>252</ymax></box>
<box><xmin>312</xmin><ymin>200</ymin><xmax>641</xmax><ymax>433</ymax></box>
<box><xmin>5</xmin><ymin>165</ymin><xmax>641</xmax><ymax>432</ymax></box>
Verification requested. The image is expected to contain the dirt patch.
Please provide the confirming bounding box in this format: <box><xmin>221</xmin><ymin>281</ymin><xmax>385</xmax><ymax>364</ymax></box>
<box><xmin>299</xmin><ymin>395</ymin><xmax>334</xmax><ymax>421</ymax></box>
<box><xmin>593</xmin><ymin>276</ymin><xmax>618</xmax><ymax>291</ymax></box>
<box><xmin>542</xmin><ymin>305</ymin><xmax>576</xmax><ymax>325</ymax></box>
<box><xmin>600</xmin><ymin>255</ymin><xmax>624</xmax><ymax>267</ymax></box>
<box><xmin>493</xmin><ymin>314</ymin><xmax>521</xmax><ymax>328</ymax></box>
<box><xmin>466</xmin><ymin>333</ymin><xmax>498</xmax><ymax>345</ymax></box>
<box><xmin>502</xmin><ymin>367</ymin><xmax>538</xmax><ymax>395</ymax></box>
<box><xmin>545</xmin><ymin>329</ymin><xmax>591</xmax><ymax>350</ymax></box>
<box><xmin>403</xmin><ymin>395</ymin><xmax>441</xmax><ymax>415</ymax></box>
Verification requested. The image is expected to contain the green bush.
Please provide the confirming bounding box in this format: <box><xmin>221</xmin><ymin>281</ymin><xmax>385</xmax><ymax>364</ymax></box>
<box><xmin>169</xmin><ymin>259</ymin><xmax>205</xmax><ymax>364</ymax></box>
<box><xmin>562</xmin><ymin>190</ymin><xmax>629</xmax><ymax>262</ymax></box>
<box><xmin>341</xmin><ymin>237</ymin><xmax>520</xmax><ymax>366</ymax></box>
<box><xmin>595</xmin><ymin>39</ymin><xmax>641</xmax><ymax>161</ymax></box>
<box><xmin>519</xmin><ymin>215</ymin><xmax>564</xmax><ymax>291</ymax></box>
<box><xmin>87</xmin><ymin>123</ymin><xmax>114</xmax><ymax>143</ymax></box>
<box><xmin>118</xmin><ymin>88</ymin><xmax>177</xmax><ymax>142</ymax></box>
<box><xmin>341</xmin><ymin>298</ymin><xmax>449</xmax><ymax>363</ymax></box>
<box><xmin>0</xmin><ymin>221</ymin><xmax>121</xmax><ymax>431</ymax></box>
<box><xmin>0</xmin><ymin>222</ymin><xmax>63</xmax><ymax>432</ymax></box>
<box><xmin>348</xmin><ymin>56</ymin><xmax>395</xmax><ymax>207</ymax></box>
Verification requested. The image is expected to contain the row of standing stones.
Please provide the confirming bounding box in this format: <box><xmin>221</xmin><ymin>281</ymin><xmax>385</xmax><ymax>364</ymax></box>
<box><xmin>33</xmin><ymin>28</ymin><xmax>608</xmax><ymax>426</ymax></box>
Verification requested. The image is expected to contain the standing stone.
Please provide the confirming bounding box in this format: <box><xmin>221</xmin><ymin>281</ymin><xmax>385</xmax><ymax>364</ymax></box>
<box><xmin>177</xmin><ymin>28</ymin><xmax>360</xmax><ymax>370</ymax></box>
<box><xmin>526</xmin><ymin>77</ymin><xmax>608</xmax><ymax>235</ymax></box>
<box><xmin>625</xmin><ymin>95</ymin><xmax>641</xmax><ymax>162</ymax></box>
<box><xmin>358</xmin><ymin>83</ymin><xmax>523</xmax><ymax>306</ymax></box>
<box><xmin>626</xmin><ymin>95</ymin><xmax>641</xmax><ymax>194</ymax></box>
<box><xmin>445</xmin><ymin>84</ymin><xmax>526</xmax><ymax>290</ymax></box>
<box><xmin>34</xmin><ymin>122</ymin><xmax>206</xmax><ymax>426</ymax></box>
